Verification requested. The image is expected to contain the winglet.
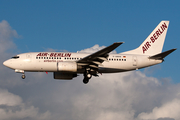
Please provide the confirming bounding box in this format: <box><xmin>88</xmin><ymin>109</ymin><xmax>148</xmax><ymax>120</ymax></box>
<box><xmin>149</xmin><ymin>48</ymin><xmax>177</xmax><ymax>60</ymax></box>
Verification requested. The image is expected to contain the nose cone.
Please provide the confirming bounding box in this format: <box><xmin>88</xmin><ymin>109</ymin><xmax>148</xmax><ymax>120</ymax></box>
<box><xmin>3</xmin><ymin>60</ymin><xmax>11</xmax><ymax>68</ymax></box>
<box><xmin>3</xmin><ymin>61</ymin><xmax>7</xmax><ymax>66</ymax></box>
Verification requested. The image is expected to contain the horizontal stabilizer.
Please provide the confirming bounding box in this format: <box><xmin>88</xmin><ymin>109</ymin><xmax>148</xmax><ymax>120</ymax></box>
<box><xmin>149</xmin><ymin>48</ymin><xmax>177</xmax><ymax>60</ymax></box>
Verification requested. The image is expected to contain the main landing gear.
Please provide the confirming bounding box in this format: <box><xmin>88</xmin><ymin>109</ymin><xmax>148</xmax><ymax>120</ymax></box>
<box><xmin>83</xmin><ymin>70</ymin><xmax>92</xmax><ymax>84</ymax></box>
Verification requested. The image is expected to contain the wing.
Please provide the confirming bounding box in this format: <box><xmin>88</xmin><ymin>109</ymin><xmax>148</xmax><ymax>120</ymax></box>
<box><xmin>77</xmin><ymin>42</ymin><xmax>123</xmax><ymax>71</ymax></box>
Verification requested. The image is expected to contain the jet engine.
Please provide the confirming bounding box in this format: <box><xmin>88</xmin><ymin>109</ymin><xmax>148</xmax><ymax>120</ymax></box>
<box><xmin>57</xmin><ymin>62</ymin><xmax>77</xmax><ymax>72</ymax></box>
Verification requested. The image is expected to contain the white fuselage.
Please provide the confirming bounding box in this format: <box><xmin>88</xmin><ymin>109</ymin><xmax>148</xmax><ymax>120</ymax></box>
<box><xmin>3</xmin><ymin>52</ymin><xmax>162</xmax><ymax>74</ymax></box>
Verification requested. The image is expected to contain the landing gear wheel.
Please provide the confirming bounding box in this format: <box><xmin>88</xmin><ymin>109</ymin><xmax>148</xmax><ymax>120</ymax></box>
<box><xmin>83</xmin><ymin>77</ymin><xmax>89</xmax><ymax>84</ymax></box>
<box><xmin>22</xmin><ymin>74</ymin><xmax>26</xmax><ymax>79</ymax></box>
<box><xmin>83</xmin><ymin>70</ymin><xmax>92</xmax><ymax>84</ymax></box>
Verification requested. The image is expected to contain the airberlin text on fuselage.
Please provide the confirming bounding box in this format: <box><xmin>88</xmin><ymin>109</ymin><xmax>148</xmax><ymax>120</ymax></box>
<box><xmin>142</xmin><ymin>22</ymin><xmax>167</xmax><ymax>53</ymax></box>
<box><xmin>36</xmin><ymin>53</ymin><xmax>71</xmax><ymax>57</ymax></box>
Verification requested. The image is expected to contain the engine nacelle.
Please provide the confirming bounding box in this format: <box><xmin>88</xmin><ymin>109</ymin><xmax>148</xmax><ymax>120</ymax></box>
<box><xmin>57</xmin><ymin>62</ymin><xmax>77</xmax><ymax>72</ymax></box>
<box><xmin>53</xmin><ymin>72</ymin><xmax>77</xmax><ymax>80</ymax></box>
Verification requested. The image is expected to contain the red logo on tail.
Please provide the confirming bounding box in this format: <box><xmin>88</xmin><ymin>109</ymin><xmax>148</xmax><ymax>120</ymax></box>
<box><xmin>142</xmin><ymin>22</ymin><xmax>167</xmax><ymax>53</ymax></box>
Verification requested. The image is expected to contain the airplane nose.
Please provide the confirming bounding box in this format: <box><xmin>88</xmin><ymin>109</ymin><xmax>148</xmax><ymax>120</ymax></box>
<box><xmin>3</xmin><ymin>60</ymin><xmax>11</xmax><ymax>68</ymax></box>
<box><xmin>3</xmin><ymin>61</ymin><xmax>7</xmax><ymax>67</ymax></box>
<box><xmin>3</xmin><ymin>61</ymin><xmax>7</xmax><ymax>66</ymax></box>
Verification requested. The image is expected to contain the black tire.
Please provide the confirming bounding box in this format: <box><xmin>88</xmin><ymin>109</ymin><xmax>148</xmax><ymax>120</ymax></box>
<box><xmin>83</xmin><ymin>77</ymin><xmax>89</xmax><ymax>84</ymax></box>
<box><xmin>22</xmin><ymin>74</ymin><xmax>26</xmax><ymax>79</ymax></box>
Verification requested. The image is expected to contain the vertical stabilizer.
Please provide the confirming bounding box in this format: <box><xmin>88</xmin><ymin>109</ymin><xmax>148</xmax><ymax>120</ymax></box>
<box><xmin>122</xmin><ymin>21</ymin><xmax>169</xmax><ymax>55</ymax></box>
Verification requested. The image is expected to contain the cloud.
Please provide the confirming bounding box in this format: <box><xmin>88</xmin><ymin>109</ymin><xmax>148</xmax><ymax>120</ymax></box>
<box><xmin>0</xmin><ymin>20</ymin><xmax>25</xmax><ymax>87</ymax></box>
<box><xmin>138</xmin><ymin>98</ymin><xmax>180</xmax><ymax>120</ymax></box>
<box><xmin>0</xmin><ymin>20</ymin><xmax>51</xmax><ymax>120</ymax></box>
<box><xmin>1</xmin><ymin>20</ymin><xmax>180</xmax><ymax>120</ymax></box>
<box><xmin>28</xmin><ymin>71</ymin><xmax>180</xmax><ymax>120</ymax></box>
<box><xmin>157</xmin><ymin>118</ymin><xmax>175</xmax><ymax>120</ymax></box>
<box><xmin>42</xmin><ymin>48</ymin><xmax>69</xmax><ymax>52</ymax></box>
<box><xmin>0</xmin><ymin>89</ymin><xmax>22</xmax><ymax>106</ymax></box>
<box><xmin>0</xmin><ymin>20</ymin><xmax>20</xmax><ymax>53</ymax></box>
<box><xmin>78</xmin><ymin>44</ymin><xmax>117</xmax><ymax>54</ymax></box>
<box><xmin>0</xmin><ymin>89</ymin><xmax>51</xmax><ymax>120</ymax></box>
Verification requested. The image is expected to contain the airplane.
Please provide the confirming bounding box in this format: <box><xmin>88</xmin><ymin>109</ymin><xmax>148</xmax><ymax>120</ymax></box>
<box><xmin>3</xmin><ymin>21</ymin><xmax>176</xmax><ymax>84</ymax></box>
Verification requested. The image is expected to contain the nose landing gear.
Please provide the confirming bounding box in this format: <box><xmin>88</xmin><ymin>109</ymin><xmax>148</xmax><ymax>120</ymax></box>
<box><xmin>21</xmin><ymin>74</ymin><xmax>26</xmax><ymax>79</ymax></box>
<box><xmin>15</xmin><ymin>69</ymin><xmax>26</xmax><ymax>79</ymax></box>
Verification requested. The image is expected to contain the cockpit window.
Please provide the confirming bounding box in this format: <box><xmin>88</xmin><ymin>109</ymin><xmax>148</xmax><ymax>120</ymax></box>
<box><xmin>11</xmin><ymin>56</ymin><xmax>19</xmax><ymax>59</ymax></box>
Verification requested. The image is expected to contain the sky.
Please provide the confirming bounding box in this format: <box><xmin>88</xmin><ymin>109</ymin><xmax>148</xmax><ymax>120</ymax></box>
<box><xmin>0</xmin><ymin>0</ymin><xmax>180</xmax><ymax>120</ymax></box>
